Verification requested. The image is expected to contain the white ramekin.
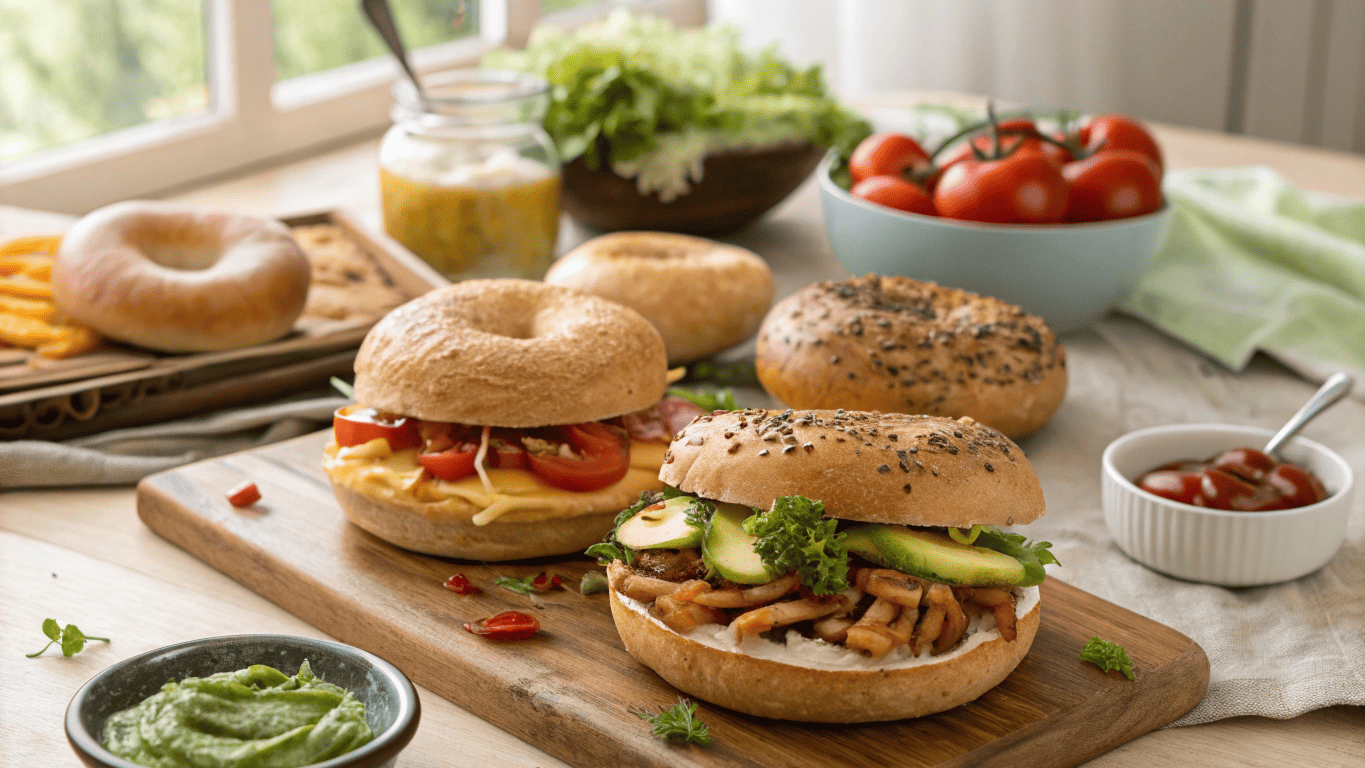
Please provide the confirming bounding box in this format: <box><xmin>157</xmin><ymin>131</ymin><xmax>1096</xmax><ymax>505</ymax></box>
<box><xmin>1101</xmin><ymin>423</ymin><xmax>1354</xmax><ymax>587</ymax></box>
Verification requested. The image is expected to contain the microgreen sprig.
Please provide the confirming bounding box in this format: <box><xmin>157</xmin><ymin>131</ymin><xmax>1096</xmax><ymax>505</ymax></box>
<box><xmin>27</xmin><ymin>618</ymin><xmax>109</xmax><ymax>658</ymax></box>
<box><xmin>635</xmin><ymin>697</ymin><xmax>713</xmax><ymax>746</ymax></box>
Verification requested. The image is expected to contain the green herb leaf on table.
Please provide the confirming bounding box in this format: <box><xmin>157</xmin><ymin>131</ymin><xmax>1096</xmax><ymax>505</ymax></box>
<box><xmin>742</xmin><ymin>495</ymin><xmax>848</xmax><ymax>595</ymax></box>
<box><xmin>635</xmin><ymin>697</ymin><xmax>713</xmax><ymax>746</ymax></box>
<box><xmin>1079</xmin><ymin>636</ymin><xmax>1135</xmax><ymax>680</ymax></box>
<box><xmin>493</xmin><ymin>576</ymin><xmax>537</xmax><ymax>596</ymax></box>
<box><xmin>27</xmin><ymin>619</ymin><xmax>110</xmax><ymax>658</ymax></box>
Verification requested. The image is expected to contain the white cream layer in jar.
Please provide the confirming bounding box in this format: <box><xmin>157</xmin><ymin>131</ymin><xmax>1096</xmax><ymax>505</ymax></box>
<box><xmin>617</xmin><ymin>585</ymin><xmax>1039</xmax><ymax>672</ymax></box>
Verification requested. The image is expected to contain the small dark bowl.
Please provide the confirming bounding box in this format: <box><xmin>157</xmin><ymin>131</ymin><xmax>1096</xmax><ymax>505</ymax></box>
<box><xmin>560</xmin><ymin>141</ymin><xmax>826</xmax><ymax>235</ymax></box>
<box><xmin>66</xmin><ymin>634</ymin><xmax>420</xmax><ymax>768</ymax></box>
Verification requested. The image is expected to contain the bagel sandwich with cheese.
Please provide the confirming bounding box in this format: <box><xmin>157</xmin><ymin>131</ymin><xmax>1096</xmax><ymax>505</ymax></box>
<box><xmin>597</xmin><ymin>408</ymin><xmax>1058</xmax><ymax>722</ymax></box>
<box><xmin>324</xmin><ymin>279</ymin><xmax>706</xmax><ymax>561</ymax></box>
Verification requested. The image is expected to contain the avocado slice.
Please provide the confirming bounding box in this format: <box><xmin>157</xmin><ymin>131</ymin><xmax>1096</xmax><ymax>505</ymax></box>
<box><xmin>616</xmin><ymin>496</ymin><xmax>705</xmax><ymax>550</ymax></box>
<box><xmin>701</xmin><ymin>502</ymin><xmax>772</xmax><ymax>584</ymax></box>
<box><xmin>846</xmin><ymin>524</ymin><xmax>1027</xmax><ymax>586</ymax></box>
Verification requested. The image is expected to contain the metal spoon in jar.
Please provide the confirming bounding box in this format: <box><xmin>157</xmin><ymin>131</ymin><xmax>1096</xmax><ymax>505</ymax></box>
<box><xmin>361</xmin><ymin>0</ymin><xmax>427</xmax><ymax>103</ymax></box>
<box><xmin>1263</xmin><ymin>372</ymin><xmax>1353</xmax><ymax>457</ymax></box>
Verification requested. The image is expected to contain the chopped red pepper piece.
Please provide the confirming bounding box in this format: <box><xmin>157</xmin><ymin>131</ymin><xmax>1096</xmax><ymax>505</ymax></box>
<box><xmin>226</xmin><ymin>481</ymin><xmax>261</xmax><ymax>507</ymax></box>
<box><xmin>531</xmin><ymin>572</ymin><xmax>563</xmax><ymax>592</ymax></box>
<box><xmin>443</xmin><ymin>574</ymin><xmax>482</xmax><ymax>595</ymax></box>
<box><xmin>464</xmin><ymin>611</ymin><xmax>540</xmax><ymax>640</ymax></box>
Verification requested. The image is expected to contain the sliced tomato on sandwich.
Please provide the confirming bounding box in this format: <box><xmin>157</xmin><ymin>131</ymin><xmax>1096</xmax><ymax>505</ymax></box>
<box><xmin>527</xmin><ymin>422</ymin><xmax>630</xmax><ymax>492</ymax></box>
<box><xmin>333</xmin><ymin>405</ymin><xmax>421</xmax><ymax>450</ymax></box>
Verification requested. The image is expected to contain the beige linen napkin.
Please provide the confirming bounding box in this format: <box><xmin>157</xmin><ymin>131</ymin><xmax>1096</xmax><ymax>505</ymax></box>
<box><xmin>1023</xmin><ymin>318</ymin><xmax>1365</xmax><ymax>727</ymax></box>
<box><xmin>0</xmin><ymin>396</ymin><xmax>344</xmax><ymax>489</ymax></box>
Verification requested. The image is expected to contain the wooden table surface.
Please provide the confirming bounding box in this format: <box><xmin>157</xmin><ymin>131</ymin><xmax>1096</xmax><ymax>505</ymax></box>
<box><xmin>4</xmin><ymin>97</ymin><xmax>1365</xmax><ymax>768</ymax></box>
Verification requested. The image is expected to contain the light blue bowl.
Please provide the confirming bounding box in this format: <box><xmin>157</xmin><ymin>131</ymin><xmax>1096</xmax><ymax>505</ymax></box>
<box><xmin>818</xmin><ymin>153</ymin><xmax>1172</xmax><ymax>333</ymax></box>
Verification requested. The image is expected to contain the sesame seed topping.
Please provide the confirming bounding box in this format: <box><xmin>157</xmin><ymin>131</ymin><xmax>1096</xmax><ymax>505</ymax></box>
<box><xmin>985</xmin><ymin>463</ymin><xmax>995</xmax><ymax>472</ymax></box>
<box><xmin>877</xmin><ymin>464</ymin><xmax>890</xmax><ymax>473</ymax></box>
<box><xmin>758</xmin><ymin>449</ymin><xmax>769</xmax><ymax>457</ymax></box>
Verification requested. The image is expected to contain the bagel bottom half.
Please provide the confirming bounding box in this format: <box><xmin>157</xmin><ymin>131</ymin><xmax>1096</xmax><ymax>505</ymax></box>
<box><xmin>330</xmin><ymin>482</ymin><xmax>620</xmax><ymax>562</ymax></box>
<box><xmin>608</xmin><ymin>586</ymin><xmax>1040</xmax><ymax>723</ymax></box>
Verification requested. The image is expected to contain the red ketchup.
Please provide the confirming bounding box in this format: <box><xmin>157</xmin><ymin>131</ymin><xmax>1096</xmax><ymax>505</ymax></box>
<box><xmin>1136</xmin><ymin>447</ymin><xmax>1328</xmax><ymax>512</ymax></box>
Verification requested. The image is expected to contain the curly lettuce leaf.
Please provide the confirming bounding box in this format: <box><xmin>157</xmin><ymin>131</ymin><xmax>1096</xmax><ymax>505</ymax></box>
<box><xmin>1079</xmin><ymin>636</ymin><xmax>1135</xmax><ymax>680</ymax></box>
<box><xmin>742</xmin><ymin>496</ymin><xmax>848</xmax><ymax>595</ymax></box>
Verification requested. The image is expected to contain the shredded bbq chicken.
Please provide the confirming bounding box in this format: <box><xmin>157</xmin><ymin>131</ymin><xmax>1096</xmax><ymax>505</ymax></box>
<box><xmin>607</xmin><ymin>560</ymin><xmax>1019</xmax><ymax>658</ymax></box>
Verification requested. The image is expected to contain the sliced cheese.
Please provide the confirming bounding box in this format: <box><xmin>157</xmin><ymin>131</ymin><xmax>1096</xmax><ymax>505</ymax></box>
<box><xmin>325</xmin><ymin>438</ymin><xmax>670</xmax><ymax>526</ymax></box>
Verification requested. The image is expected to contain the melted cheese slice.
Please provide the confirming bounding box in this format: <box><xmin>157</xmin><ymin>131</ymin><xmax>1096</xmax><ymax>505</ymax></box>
<box><xmin>325</xmin><ymin>439</ymin><xmax>670</xmax><ymax>526</ymax></box>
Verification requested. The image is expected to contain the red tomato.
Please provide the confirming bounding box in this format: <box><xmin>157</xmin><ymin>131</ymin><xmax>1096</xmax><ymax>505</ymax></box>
<box><xmin>1062</xmin><ymin>150</ymin><xmax>1163</xmax><ymax>222</ymax></box>
<box><xmin>849</xmin><ymin>132</ymin><xmax>931</xmax><ymax>185</ymax></box>
<box><xmin>418</xmin><ymin>440</ymin><xmax>480</xmax><ymax>481</ymax></box>
<box><xmin>486</xmin><ymin>428</ymin><xmax>528</xmax><ymax>469</ymax></box>
<box><xmin>620</xmin><ymin>396</ymin><xmax>707</xmax><ymax>443</ymax></box>
<box><xmin>333</xmin><ymin>405</ymin><xmax>421</xmax><ymax>450</ymax></box>
<box><xmin>1079</xmin><ymin>114</ymin><xmax>1163</xmax><ymax>173</ymax></box>
<box><xmin>226</xmin><ymin>481</ymin><xmax>261</xmax><ymax>507</ymax></box>
<box><xmin>526</xmin><ymin>422</ymin><xmax>630</xmax><ymax>492</ymax></box>
<box><xmin>934</xmin><ymin>152</ymin><xmax>1070</xmax><ymax>224</ymax></box>
<box><xmin>443</xmin><ymin>573</ymin><xmax>482</xmax><ymax>595</ymax></box>
<box><xmin>464</xmin><ymin>611</ymin><xmax>540</xmax><ymax>640</ymax></box>
<box><xmin>851</xmin><ymin>175</ymin><xmax>936</xmax><ymax>216</ymax></box>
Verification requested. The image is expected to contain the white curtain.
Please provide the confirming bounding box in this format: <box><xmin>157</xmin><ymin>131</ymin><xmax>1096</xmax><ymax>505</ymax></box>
<box><xmin>708</xmin><ymin>0</ymin><xmax>1239</xmax><ymax>132</ymax></box>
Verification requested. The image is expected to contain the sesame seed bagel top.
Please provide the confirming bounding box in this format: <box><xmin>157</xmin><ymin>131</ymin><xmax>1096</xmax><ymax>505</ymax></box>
<box><xmin>659</xmin><ymin>409</ymin><xmax>1045</xmax><ymax>528</ymax></box>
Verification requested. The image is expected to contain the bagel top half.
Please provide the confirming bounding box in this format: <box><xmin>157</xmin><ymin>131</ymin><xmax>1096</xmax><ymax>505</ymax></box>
<box><xmin>354</xmin><ymin>279</ymin><xmax>668</xmax><ymax>428</ymax></box>
<box><xmin>660</xmin><ymin>409</ymin><xmax>1045</xmax><ymax>529</ymax></box>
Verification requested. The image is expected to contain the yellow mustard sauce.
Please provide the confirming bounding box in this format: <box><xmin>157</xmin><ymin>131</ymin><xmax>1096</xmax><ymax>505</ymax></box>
<box><xmin>381</xmin><ymin>167</ymin><xmax>561</xmax><ymax>280</ymax></box>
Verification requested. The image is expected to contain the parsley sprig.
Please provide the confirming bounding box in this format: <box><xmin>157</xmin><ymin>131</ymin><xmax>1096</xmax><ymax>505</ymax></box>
<box><xmin>635</xmin><ymin>697</ymin><xmax>713</xmax><ymax>746</ymax></box>
<box><xmin>1079</xmin><ymin>636</ymin><xmax>1135</xmax><ymax>680</ymax></box>
<box><xmin>27</xmin><ymin>618</ymin><xmax>109</xmax><ymax>658</ymax></box>
<box><xmin>742</xmin><ymin>495</ymin><xmax>848</xmax><ymax>595</ymax></box>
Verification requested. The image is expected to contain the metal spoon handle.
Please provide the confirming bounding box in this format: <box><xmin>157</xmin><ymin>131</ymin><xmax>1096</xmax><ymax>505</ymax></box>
<box><xmin>361</xmin><ymin>0</ymin><xmax>425</xmax><ymax>101</ymax></box>
<box><xmin>1264</xmin><ymin>372</ymin><xmax>1353</xmax><ymax>456</ymax></box>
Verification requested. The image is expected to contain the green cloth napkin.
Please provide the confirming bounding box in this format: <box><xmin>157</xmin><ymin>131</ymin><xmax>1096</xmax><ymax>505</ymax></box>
<box><xmin>1121</xmin><ymin>166</ymin><xmax>1365</xmax><ymax>386</ymax></box>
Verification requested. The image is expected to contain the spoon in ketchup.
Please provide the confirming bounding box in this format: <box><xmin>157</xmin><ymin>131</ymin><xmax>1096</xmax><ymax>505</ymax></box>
<box><xmin>1263</xmin><ymin>372</ymin><xmax>1352</xmax><ymax>459</ymax></box>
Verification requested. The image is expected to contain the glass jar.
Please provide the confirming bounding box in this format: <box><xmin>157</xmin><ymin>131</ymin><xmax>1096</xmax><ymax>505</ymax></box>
<box><xmin>379</xmin><ymin>69</ymin><xmax>561</xmax><ymax>280</ymax></box>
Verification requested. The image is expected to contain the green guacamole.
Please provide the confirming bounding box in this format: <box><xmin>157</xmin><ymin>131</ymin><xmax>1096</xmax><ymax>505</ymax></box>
<box><xmin>101</xmin><ymin>660</ymin><xmax>373</xmax><ymax>768</ymax></box>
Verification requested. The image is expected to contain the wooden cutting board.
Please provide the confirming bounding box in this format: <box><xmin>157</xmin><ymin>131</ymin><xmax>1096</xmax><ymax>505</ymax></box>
<box><xmin>136</xmin><ymin>430</ymin><xmax>1209</xmax><ymax>768</ymax></box>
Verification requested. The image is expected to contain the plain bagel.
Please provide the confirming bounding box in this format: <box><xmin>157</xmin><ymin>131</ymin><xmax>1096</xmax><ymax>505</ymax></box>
<box><xmin>755</xmin><ymin>275</ymin><xmax>1067</xmax><ymax>438</ymax></box>
<box><xmin>353</xmin><ymin>278</ymin><xmax>668</xmax><ymax>427</ymax></box>
<box><xmin>51</xmin><ymin>201</ymin><xmax>311</xmax><ymax>352</ymax></box>
<box><xmin>544</xmin><ymin>231</ymin><xmax>773</xmax><ymax>364</ymax></box>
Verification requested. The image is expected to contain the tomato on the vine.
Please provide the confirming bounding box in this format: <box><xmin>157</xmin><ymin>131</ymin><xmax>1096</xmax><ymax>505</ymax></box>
<box><xmin>849</xmin><ymin>132</ymin><xmax>931</xmax><ymax>185</ymax></box>
<box><xmin>1062</xmin><ymin>149</ymin><xmax>1163</xmax><ymax>222</ymax></box>
<box><xmin>851</xmin><ymin>175</ymin><xmax>936</xmax><ymax>216</ymax></box>
<box><xmin>1079</xmin><ymin>114</ymin><xmax>1163</xmax><ymax>172</ymax></box>
<box><xmin>934</xmin><ymin>152</ymin><xmax>1070</xmax><ymax>224</ymax></box>
<box><xmin>333</xmin><ymin>405</ymin><xmax>421</xmax><ymax>450</ymax></box>
<box><xmin>525</xmin><ymin>422</ymin><xmax>630</xmax><ymax>492</ymax></box>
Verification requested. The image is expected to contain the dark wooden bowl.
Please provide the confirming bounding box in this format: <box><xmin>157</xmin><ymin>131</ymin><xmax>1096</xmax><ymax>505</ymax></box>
<box><xmin>560</xmin><ymin>142</ymin><xmax>826</xmax><ymax>236</ymax></box>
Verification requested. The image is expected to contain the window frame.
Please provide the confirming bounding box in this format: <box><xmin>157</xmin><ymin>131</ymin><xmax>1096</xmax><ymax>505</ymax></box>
<box><xmin>0</xmin><ymin>0</ymin><xmax>704</xmax><ymax>215</ymax></box>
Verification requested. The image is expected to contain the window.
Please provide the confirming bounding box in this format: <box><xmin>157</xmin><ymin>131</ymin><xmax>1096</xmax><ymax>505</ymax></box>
<box><xmin>0</xmin><ymin>0</ymin><xmax>704</xmax><ymax>215</ymax></box>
